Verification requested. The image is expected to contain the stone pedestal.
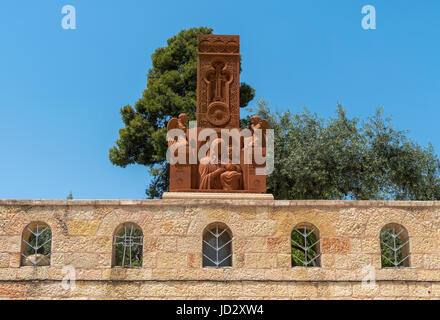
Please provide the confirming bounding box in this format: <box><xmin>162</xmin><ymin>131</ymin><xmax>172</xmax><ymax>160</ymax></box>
<box><xmin>162</xmin><ymin>192</ymin><xmax>274</xmax><ymax>200</ymax></box>
<box><xmin>244</xmin><ymin>164</ymin><xmax>267</xmax><ymax>193</ymax></box>
<box><xmin>169</xmin><ymin>164</ymin><xmax>192</xmax><ymax>191</ymax></box>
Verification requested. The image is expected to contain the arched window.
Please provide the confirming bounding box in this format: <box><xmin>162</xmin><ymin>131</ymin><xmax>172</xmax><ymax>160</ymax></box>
<box><xmin>112</xmin><ymin>222</ymin><xmax>143</xmax><ymax>268</ymax></box>
<box><xmin>202</xmin><ymin>222</ymin><xmax>233</xmax><ymax>268</ymax></box>
<box><xmin>21</xmin><ymin>222</ymin><xmax>52</xmax><ymax>266</ymax></box>
<box><xmin>380</xmin><ymin>223</ymin><xmax>410</xmax><ymax>268</ymax></box>
<box><xmin>291</xmin><ymin>222</ymin><xmax>321</xmax><ymax>267</ymax></box>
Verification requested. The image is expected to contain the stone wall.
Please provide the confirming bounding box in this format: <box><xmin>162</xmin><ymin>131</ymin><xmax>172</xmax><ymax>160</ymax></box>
<box><xmin>0</xmin><ymin>199</ymin><xmax>439</xmax><ymax>299</ymax></box>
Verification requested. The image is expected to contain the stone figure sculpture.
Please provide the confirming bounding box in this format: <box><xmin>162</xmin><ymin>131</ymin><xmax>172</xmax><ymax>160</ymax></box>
<box><xmin>198</xmin><ymin>140</ymin><xmax>243</xmax><ymax>191</ymax></box>
<box><xmin>166</xmin><ymin>113</ymin><xmax>188</xmax><ymax>148</ymax></box>
<box><xmin>249</xmin><ymin>115</ymin><xmax>270</xmax><ymax>148</ymax></box>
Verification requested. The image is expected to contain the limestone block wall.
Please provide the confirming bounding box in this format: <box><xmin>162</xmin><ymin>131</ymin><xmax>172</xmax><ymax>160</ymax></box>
<box><xmin>0</xmin><ymin>199</ymin><xmax>439</xmax><ymax>299</ymax></box>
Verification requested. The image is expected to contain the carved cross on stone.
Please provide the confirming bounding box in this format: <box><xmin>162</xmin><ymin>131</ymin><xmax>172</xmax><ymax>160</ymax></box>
<box><xmin>205</xmin><ymin>61</ymin><xmax>232</xmax><ymax>104</ymax></box>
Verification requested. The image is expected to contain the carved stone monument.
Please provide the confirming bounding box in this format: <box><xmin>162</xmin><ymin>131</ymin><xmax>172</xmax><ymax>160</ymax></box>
<box><xmin>166</xmin><ymin>34</ymin><xmax>270</xmax><ymax>195</ymax></box>
<box><xmin>197</xmin><ymin>34</ymin><xmax>240</xmax><ymax>130</ymax></box>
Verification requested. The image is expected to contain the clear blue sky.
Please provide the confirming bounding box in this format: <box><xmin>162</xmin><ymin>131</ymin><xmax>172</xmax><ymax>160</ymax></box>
<box><xmin>1</xmin><ymin>0</ymin><xmax>439</xmax><ymax>199</ymax></box>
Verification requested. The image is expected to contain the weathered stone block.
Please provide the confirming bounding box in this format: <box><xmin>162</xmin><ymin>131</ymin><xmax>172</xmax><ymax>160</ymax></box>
<box><xmin>188</xmin><ymin>253</ymin><xmax>202</xmax><ymax>268</ymax></box>
<box><xmin>233</xmin><ymin>207</ymin><xmax>257</xmax><ymax>220</ymax></box>
<box><xmin>159</xmin><ymin>220</ymin><xmax>190</xmax><ymax>236</ymax></box>
<box><xmin>379</xmin><ymin>282</ymin><xmax>409</xmax><ymax>297</ymax></box>
<box><xmin>216</xmin><ymin>282</ymin><xmax>243</xmax><ymax>297</ymax></box>
<box><xmin>321</xmin><ymin>253</ymin><xmax>334</xmax><ymax>268</ymax></box>
<box><xmin>288</xmin><ymin>283</ymin><xmax>318</xmax><ymax>298</ymax></box>
<box><xmin>157</xmin><ymin>253</ymin><xmax>187</xmax><ymax>268</ymax></box>
<box><xmin>245</xmin><ymin>253</ymin><xmax>276</xmax><ymax>268</ymax></box>
<box><xmin>72</xmin><ymin>282</ymin><xmax>109</xmax><ymax>297</ymax></box>
<box><xmin>277</xmin><ymin>254</ymin><xmax>291</xmax><ymax>268</ymax></box>
<box><xmin>0</xmin><ymin>235</ymin><xmax>20</xmax><ymax>252</ymax></box>
<box><xmin>242</xmin><ymin>282</ymin><xmax>288</xmax><ymax>297</ymax></box>
<box><xmin>144</xmin><ymin>236</ymin><xmax>176</xmax><ymax>252</ymax></box>
<box><xmin>108</xmin><ymin>282</ymin><xmax>141</xmax><ymax>297</ymax></box>
<box><xmin>63</xmin><ymin>253</ymin><xmax>101</xmax><ymax>269</ymax></box>
<box><xmin>318</xmin><ymin>283</ymin><xmax>352</xmax><ymax>297</ymax></box>
<box><xmin>0</xmin><ymin>282</ymin><xmax>25</xmax><ymax>297</ymax></box>
<box><xmin>408</xmin><ymin>282</ymin><xmax>431</xmax><ymax>297</ymax></box>
<box><xmin>0</xmin><ymin>268</ymin><xmax>16</xmax><ymax>280</ymax></box>
<box><xmin>139</xmin><ymin>282</ymin><xmax>180</xmax><ymax>297</ymax></box>
<box><xmin>267</xmin><ymin>237</ymin><xmax>289</xmax><ymax>252</ymax></box>
<box><xmin>334</xmin><ymin>220</ymin><xmax>365</xmax><ymax>237</ymax></box>
<box><xmin>233</xmin><ymin>253</ymin><xmax>245</xmax><ymax>268</ymax></box>
<box><xmin>361</xmin><ymin>238</ymin><xmax>379</xmax><ymax>254</ymax></box>
<box><xmin>322</xmin><ymin>237</ymin><xmax>350</xmax><ymax>254</ymax></box>
<box><xmin>0</xmin><ymin>253</ymin><xmax>9</xmax><ymax>268</ymax></box>
<box><xmin>16</xmin><ymin>266</ymin><xmax>49</xmax><ymax>280</ymax></box>
<box><xmin>233</xmin><ymin>239</ymin><xmax>252</xmax><ymax>253</ymax></box>
<box><xmin>203</xmin><ymin>208</ymin><xmax>232</xmax><ymax>221</ymax></box>
<box><xmin>66</xmin><ymin>220</ymin><xmax>100</xmax><ymax>236</ymax></box>
<box><xmin>423</xmin><ymin>254</ymin><xmax>440</xmax><ymax>269</ymax></box>
<box><xmin>411</xmin><ymin>237</ymin><xmax>437</xmax><ymax>254</ymax></box>
<box><xmin>334</xmin><ymin>254</ymin><xmax>371</xmax><ymax>269</ymax></box>
<box><xmin>177</xmin><ymin>236</ymin><xmax>200</xmax><ymax>253</ymax></box>
<box><xmin>352</xmin><ymin>282</ymin><xmax>379</xmax><ymax>297</ymax></box>
<box><xmin>8</xmin><ymin>253</ymin><xmax>20</xmax><ymax>268</ymax></box>
<box><xmin>244</xmin><ymin>220</ymin><xmax>277</xmax><ymax>237</ymax></box>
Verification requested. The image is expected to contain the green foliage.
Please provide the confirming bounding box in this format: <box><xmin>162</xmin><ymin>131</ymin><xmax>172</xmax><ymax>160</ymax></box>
<box><xmin>109</xmin><ymin>27</ymin><xmax>255</xmax><ymax>197</ymax></box>
<box><xmin>66</xmin><ymin>191</ymin><xmax>73</xmax><ymax>200</ymax></box>
<box><xmin>239</xmin><ymin>83</ymin><xmax>256</xmax><ymax>108</ymax></box>
<box><xmin>25</xmin><ymin>226</ymin><xmax>52</xmax><ymax>256</ymax></box>
<box><xmin>251</xmin><ymin>99</ymin><xmax>440</xmax><ymax>200</ymax></box>
<box><xmin>380</xmin><ymin>229</ymin><xmax>403</xmax><ymax>268</ymax></box>
<box><xmin>113</xmin><ymin>227</ymin><xmax>143</xmax><ymax>268</ymax></box>
<box><xmin>291</xmin><ymin>228</ymin><xmax>319</xmax><ymax>267</ymax></box>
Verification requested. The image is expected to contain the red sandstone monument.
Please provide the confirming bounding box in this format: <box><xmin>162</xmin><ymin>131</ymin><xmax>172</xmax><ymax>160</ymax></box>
<box><xmin>166</xmin><ymin>34</ymin><xmax>270</xmax><ymax>194</ymax></box>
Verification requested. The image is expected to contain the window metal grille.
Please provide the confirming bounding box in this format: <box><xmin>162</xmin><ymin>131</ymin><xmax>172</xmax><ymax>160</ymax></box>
<box><xmin>380</xmin><ymin>225</ymin><xmax>410</xmax><ymax>268</ymax></box>
<box><xmin>291</xmin><ymin>223</ymin><xmax>321</xmax><ymax>267</ymax></box>
<box><xmin>21</xmin><ymin>222</ymin><xmax>52</xmax><ymax>266</ymax></box>
<box><xmin>113</xmin><ymin>223</ymin><xmax>143</xmax><ymax>268</ymax></box>
<box><xmin>203</xmin><ymin>223</ymin><xmax>233</xmax><ymax>268</ymax></box>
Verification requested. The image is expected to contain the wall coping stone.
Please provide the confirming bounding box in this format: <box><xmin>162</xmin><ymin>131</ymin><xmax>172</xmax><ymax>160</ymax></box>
<box><xmin>1</xmin><ymin>199</ymin><xmax>440</xmax><ymax>208</ymax></box>
<box><xmin>162</xmin><ymin>192</ymin><xmax>274</xmax><ymax>200</ymax></box>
